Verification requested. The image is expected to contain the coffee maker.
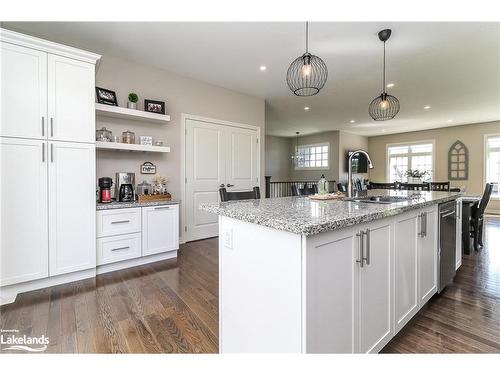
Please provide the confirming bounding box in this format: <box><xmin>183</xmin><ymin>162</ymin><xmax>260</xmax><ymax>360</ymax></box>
<box><xmin>115</xmin><ymin>172</ymin><xmax>136</xmax><ymax>202</ymax></box>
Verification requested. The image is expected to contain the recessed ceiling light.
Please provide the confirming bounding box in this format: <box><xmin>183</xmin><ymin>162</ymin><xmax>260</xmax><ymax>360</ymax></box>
<box><xmin>259</xmin><ymin>65</ymin><xmax>267</xmax><ymax>71</ymax></box>
<box><xmin>386</xmin><ymin>83</ymin><xmax>395</xmax><ymax>88</ymax></box>
<box><xmin>304</xmin><ymin>106</ymin><xmax>310</xmax><ymax>111</ymax></box>
<box><xmin>424</xmin><ymin>105</ymin><xmax>431</xmax><ymax>110</ymax></box>
<box><xmin>349</xmin><ymin>120</ymin><xmax>356</xmax><ymax>124</ymax></box>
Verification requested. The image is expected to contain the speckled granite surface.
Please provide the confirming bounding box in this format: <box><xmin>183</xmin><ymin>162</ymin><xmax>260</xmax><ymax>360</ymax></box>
<box><xmin>200</xmin><ymin>190</ymin><xmax>462</xmax><ymax>236</ymax></box>
<box><xmin>97</xmin><ymin>200</ymin><xmax>179</xmax><ymax>210</ymax></box>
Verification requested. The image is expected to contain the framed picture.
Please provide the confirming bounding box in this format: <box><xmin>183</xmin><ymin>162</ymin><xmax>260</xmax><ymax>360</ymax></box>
<box><xmin>145</xmin><ymin>99</ymin><xmax>165</xmax><ymax>114</ymax></box>
<box><xmin>140</xmin><ymin>136</ymin><xmax>153</xmax><ymax>146</ymax></box>
<box><xmin>95</xmin><ymin>87</ymin><xmax>118</xmax><ymax>106</ymax></box>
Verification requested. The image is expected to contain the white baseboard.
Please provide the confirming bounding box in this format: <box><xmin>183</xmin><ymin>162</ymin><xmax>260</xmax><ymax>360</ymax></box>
<box><xmin>96</xmin><ymin>250</ymin><xmax>177</xmax><ymax>275</ymax></box>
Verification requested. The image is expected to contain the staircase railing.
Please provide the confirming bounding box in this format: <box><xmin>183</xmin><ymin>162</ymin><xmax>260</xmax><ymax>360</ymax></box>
<box><xmin>265</xmin><ymin>176</ymin><xmax>336</xmax><ymax>198</ymax></box>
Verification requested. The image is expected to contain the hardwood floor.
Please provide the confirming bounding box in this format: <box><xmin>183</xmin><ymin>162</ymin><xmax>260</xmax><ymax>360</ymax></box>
<box><xmin>1</xmin><ymin>218</ymin><xmax>499</xmax><ymax>353</ymax></box>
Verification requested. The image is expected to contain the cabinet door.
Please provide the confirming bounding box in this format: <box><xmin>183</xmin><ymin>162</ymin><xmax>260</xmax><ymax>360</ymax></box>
<box><xmin>306</xmin><ymin>227</ymin><xmax>359</xmax><ymax>353</ymax></box>
<box><xmin>359</xmin><ymin>220</ymin><xmax>392</xmax><ymax>353</ymax></box>
<box><xmin>48</xmin><ymin>54</ymin><xmax>95</xmax><ymax>142</ymax></box>
<box><xmin>0</xmin><ymin>138</ymin><xmax>48</xmax><ymax>285</ymax></box>
<box><xmin>1</xmin><ymin>42</ymin><xmax>47</xmax><ymax>139</ymax></box>
<box><xmin>142</xmin><ymin>205</ymin><xmax>179</xmax><ymax>256</ymax></box>
<box><xmin>418</xmin><ymin>206</ymin><xmax>438</xmax><ymax>306</ymax></box>
<box><xmin>48</xmin><ymin>141</ymin><xmax>96</xmax><ymax>276</ymax></box>
<box><xmin>455</xmin><ymin>199</ymin><xmax>462</xmax><ymax>270</ymax></box>
<box><xmin>393</xmin><ymin>211</ymin><xmax>419</xmax><ymax>333</ymax></box>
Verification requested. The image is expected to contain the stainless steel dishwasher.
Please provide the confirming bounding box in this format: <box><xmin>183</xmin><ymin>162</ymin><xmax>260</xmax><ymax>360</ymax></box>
<box><xmin>438</xmin><ymin>200</ymin><xmax>457</xmax><ymax>293</ymax></box>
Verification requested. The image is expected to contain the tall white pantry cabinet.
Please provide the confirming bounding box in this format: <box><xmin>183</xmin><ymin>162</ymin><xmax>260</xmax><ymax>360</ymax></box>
<box><xmin>0</xmin><ymin>29</ymin><xmax>101</xmax><ymax>304</ymax></box>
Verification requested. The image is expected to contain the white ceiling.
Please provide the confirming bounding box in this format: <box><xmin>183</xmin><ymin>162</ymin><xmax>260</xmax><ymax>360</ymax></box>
<box><xmin>3</xmin><ymin>22</ymin><xmax>500</xmax><ymax>137</ymax></box>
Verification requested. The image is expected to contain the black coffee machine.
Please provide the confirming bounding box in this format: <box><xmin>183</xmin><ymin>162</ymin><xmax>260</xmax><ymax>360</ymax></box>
<box><xmin>115</xmin><ymin>172</ymin><xmax>136</xmax><ymax>202</ymax></box>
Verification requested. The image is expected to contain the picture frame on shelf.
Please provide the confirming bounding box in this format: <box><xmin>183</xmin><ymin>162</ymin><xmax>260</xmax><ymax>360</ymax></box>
<box><xmin>145</xmin><ymin>99</ymin><xmax>165</xmax><ymax>114</ymax></box>
<box><xmin>140</xmin><ymin>136</ymin><xmax>153</xmax><ymax>146</ymax></box>
<box><xmin>95</xmin><ymin>87</ymin><xmax>118</xmax><ymax>106</ymax></box>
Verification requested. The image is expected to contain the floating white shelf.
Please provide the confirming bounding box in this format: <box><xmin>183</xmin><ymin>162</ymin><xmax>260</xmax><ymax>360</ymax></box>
<box><xmin>95</xmin><ymin>103</ymin><xmax>170</xmax><ymax>123</ymax></box>
<box><xmin>96</xmin><ymin>141</ymin><xmax>170</xmax><ymax>153</ymax></box>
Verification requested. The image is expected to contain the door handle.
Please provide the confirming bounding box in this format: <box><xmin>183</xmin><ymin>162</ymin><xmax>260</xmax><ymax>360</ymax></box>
<box><xmin>42</xmin><ymin>143</ymin><xmax>45</xmax><ymax>162</ymax></box>
<box><xmin>227</xmin><ymin>184</ymin><xmax>235</xmax><ymax>187</ymax></box>
<box><xmin>50</xmin><ymin>118</ymin><xmax>54</xmax><ymax>137</ymax></box>
<box><xmin>50</xmin><ymin>143</ymin><xmax>54</xmax><ymax>163</ymax></box>
<box><xmin>356</xmin><ymin>230</ymin><xmax>364</xmax><ymax>268</ymax></box>
<box><xmin>364</xmin><ymin>228</ymin><xmax>371</xmax><ymax>265</ymax></box>
<box><xmin>42</xmin><ymin>117</ymin><xmax>45</xmax><ymax>136</ymax></box>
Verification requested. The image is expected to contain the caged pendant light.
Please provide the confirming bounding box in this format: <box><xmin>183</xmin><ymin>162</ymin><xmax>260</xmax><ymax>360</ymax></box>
<box><xmin>286</xmin><ymin>22</ymin><xmax>328</xmax><ymax>96</ymax></box>
<box><xmin>369</xmin><ymin>29</ymin><xmax>400</xmax><ymax>121</ymax></box>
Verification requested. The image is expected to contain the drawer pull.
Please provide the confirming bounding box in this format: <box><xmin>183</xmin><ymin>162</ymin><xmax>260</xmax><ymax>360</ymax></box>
<box><xmin>111</xmin><ymin>246</ymin><xmax>130</xmax><ymax>252</ymax></box>
<box><xmin>111</xmin><ymin>220</ymin><xmax>130</xmax><ymax>224</ymax></box>
<box><xmin>154</xmin><ymin>206</ymin><xmax>171</xmax><ymax>210</ymax></box>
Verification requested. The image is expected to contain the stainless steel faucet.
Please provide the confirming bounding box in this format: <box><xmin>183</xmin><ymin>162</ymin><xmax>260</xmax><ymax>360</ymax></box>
<box><xmin>347</xmin><ymin>150</ymin><xmax>374</xmax><ymax>198</ymax></box>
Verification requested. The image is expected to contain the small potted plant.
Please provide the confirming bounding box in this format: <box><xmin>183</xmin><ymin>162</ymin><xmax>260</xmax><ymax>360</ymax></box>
<box><xmin>405</xmin><ymin>169</ymin><xmax>428</xmax><ymax>183</ymax></box>
<box><xmin>127</xmin><ymin>92</ymin><xmax>139</xmax><ymax>110</ymax></box>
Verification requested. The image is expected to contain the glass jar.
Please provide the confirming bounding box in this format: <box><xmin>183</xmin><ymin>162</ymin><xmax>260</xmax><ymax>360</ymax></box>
<box><xmin>137</xmin><ymin>180</ymin><xmax>152</xmax><ymax>195</ymax></box>
<box><xmin>122</xmin><ymin>130</ymin><xmax>135</xmax><ymax>144</ymax></box>
<box><xmin>96</xmin><ymin>127</ymin><xmax>112</xmax><ymax>142</ymax></box>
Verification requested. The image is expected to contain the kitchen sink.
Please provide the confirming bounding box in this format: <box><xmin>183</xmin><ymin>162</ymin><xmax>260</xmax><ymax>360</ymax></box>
<box><xmin>344</xmin><ymin>195</ymin><xmax>416</xmax><ymax>204</ymax></box>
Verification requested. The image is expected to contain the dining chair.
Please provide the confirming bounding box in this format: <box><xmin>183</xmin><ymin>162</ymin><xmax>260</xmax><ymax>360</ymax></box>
<box><xmin>337</xmin><ymin>182</ymin><xmax>347</xmax><ymax>193</ymax></box>
<box><xmin>429</xmin><ymin>181</ymin><xmax>450</xmax><ymax>191</ymax></box>
<box><xmin>398</xmin><ymin>182</ymin><xmax>430</xmax><ymax>191</ymax></box>
<box><xmin>470</xmin><ymin>183</ymin><xmax>493</xmax><ymax>251</ymax></box>
<box><xmin>219</xmin><ymin>187</ymin><xmax>261</xmax><ymax>202</ymax></box>
<box><xmin>291</xmin><ymin>184</ymin><xmax>318</xmax><ymax>196</ymax></box>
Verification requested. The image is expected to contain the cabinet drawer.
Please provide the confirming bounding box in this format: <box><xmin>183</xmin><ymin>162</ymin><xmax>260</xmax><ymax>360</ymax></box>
<box><xmin>97</xmin><ymin>208</ymin><xmax>141</xmax><ymax>237</ymax></box>
<box><xmin>97</xmin><ymin>232</ymin><xmax>141</xmax><ymax>266</ymax></box>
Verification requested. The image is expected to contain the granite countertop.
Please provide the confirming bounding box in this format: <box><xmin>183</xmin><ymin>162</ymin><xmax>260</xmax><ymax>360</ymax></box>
<box><xmin>97</xmin><ymin>200</ymin><xmax>179</xmax><ymax>210</ymax></box>
<box><xmin>200</xmin><ymin>190</ymin><xmax>462</xmax><ymax>236</ymax></box>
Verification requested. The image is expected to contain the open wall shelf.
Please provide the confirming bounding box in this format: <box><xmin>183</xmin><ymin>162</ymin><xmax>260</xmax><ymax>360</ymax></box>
<box><xmin>96</xmin><ymin>141</ymin><xmax>170</xmax><ymax>153</ymax></box>
<box><xmin>95</xmin><ymin>103</ymin><xmax>170</xmax><ymax>123</ymax></box>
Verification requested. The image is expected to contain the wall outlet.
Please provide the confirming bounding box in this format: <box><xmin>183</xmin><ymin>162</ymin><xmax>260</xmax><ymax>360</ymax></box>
<box><xmin>223</xmin><ymin>228</ymin><xmax>233</xmax><ymax>249</ymax></box>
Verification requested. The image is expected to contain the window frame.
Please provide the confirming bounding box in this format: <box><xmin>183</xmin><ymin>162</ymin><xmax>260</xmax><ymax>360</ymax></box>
<box><xmin>484</xmin><ymin>133</ymin><xmax>500</xmax><ymax>200</ymax></box>
<box><xmin>294</xmin><ymin>142</ymin><xmax>330</xmax><ymax>170</ymax></box>
<box><xmin>385</xmin><ymin>139</ymin><xmax>436</xmax><ymax>182</ymax></box>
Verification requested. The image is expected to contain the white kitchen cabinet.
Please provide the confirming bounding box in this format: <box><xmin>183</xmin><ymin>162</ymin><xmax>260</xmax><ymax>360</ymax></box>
<box><xmin>418</xmin><ymin>206</ymin><xmax>438</xmax><ymax>306</ymax></box>
<box><xmin>358</xmin><ymin>220</ymin><xmax>393</xmax><ymax>353</ymax></box>
<box><xmin>96</xmin><ymin>208</ymin><xmax>142</xmax><ymax>238</ymax></box>
<box><xmin>393</xmin><ymin>211</ymin><xmax>419</xmax><ymax>333</ymax></box>
<box><xmin>0</xmin><ymin>138</ymin><xmax>49</xmax><ymax>285</ymax></box>
<box><xmin>97</xmin><ymin>232</ymin><xmax>142</xmax><ymax>266</ymax></box>
<box><xmin>48</xmin><ymin>54</ymin><xmax>95</xmax><ymax>143</ymax></box>
<box><xmin>1</xmin><ymin>42</ymin><xmax>47</xmax><ymax>139</ymax></box>
<box><xmin>306</xmin><ymin>227</ymin><xmax>359</xmax><ymax>353</ymax></box>
<box><xmin>455</xmin><ymin>198</ymin><xmax>463</xmax><ymax>270</ymax></box>
<box><xmin>142</xmin><ymin>205</ymin><xmax>179</xmax><ymax>256</ymax></box>
<box><xmin>48</xmin><ymin>141</ymin><xmax>96</xmax><ymax>276</ymax></box>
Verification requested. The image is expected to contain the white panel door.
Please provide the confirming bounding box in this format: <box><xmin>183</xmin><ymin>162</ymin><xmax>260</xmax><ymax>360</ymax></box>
<box><xmin>1</xmin><ymin>42</ymin><xmax>47</xmax><ymax>139</ymax></box>
<box><xmin>0</xmin><ymin>138</ymin><xmax>48</xmax><ymax>285</ymax></box>
<box><xmin>48</xmin><ymin>141</ymin><xmax>96</xmax><ymax>276</ymax></box>
<box><xmin>393</xmin><ymin>211</ymin><xmax>419</xmax><ymax>333</ymax></box>
<box><xmin>48</xmin><ymin>54</ymin><xmax>95</xmax><ymax>143</ymax></box>
<box><xmin>225</xmin><ymin>127</ymin><xmax>259</xmax><ymax>191</ymax></box>
<box><xmin>418</xmin><ymin>206</ymin><xmax>438</xmax><ymax>306</ymax></box>
<box><xmin>185</xmin><ymin>119</ymin><xmax>227</xmax><ymax>241</ymax></box>
<box><xmin>306</xmin><ymin>227</ymin><xmax>359</xmax><ymax>353</ymax></box>
<box><xmin>359</xmin><ymin>220</ymin><xmax>392</xmax><ymax>353</ymax></box>
<box><xmin>142</xmin><ymin>204</ymin><xmax>179</xmax><ymax>256</ymax></box>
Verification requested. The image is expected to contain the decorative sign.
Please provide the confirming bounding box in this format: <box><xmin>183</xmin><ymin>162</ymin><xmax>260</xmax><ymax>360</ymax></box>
<box><xmin>141</xmin><ymin>161</ymin><xmax>157</xmax><ymax>174</ymax></box>
<box><xmin>140</xmin><ymin>136</ymin><xmax>153</xmax><ymax>145</ymax></box>
<box><xmin>448</xmin><ymin>140</ymin><xmax>469</xmax><ymax>180</ymax></box>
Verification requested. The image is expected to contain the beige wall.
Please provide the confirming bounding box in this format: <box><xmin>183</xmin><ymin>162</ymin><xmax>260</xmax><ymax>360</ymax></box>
<box><xmin>95</xmin><ymin>55</ymin><xmax>265</xmax><ymax>218</ymax></box>
<box><xmin>265</xmin><ymin>135</ymin><xmax>291</xmax><ymax>181</ymax></box>
<box><xmin>368</xmin><ymin>120</ymin><xmax>500</xmax><ymax>212</ymax></box>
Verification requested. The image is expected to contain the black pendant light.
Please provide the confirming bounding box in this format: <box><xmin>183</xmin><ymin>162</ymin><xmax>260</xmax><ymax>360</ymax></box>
<box><xmin>286</xmin><ymin>22</ymin><xmax>328</xmax><ymax>96</ymax></box>
<box><xmin>369</xmin><ymin>29</ymin><xmax>400</xmax><ymax>121</ymax></box>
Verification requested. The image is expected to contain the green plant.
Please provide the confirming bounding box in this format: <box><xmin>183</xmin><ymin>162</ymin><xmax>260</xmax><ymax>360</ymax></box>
<box><xmin>128</xmin><ymin>93</ymin><xmax>138</xmax><ymax>103</ymax></box>
<box><xmin>405</xmin><ymin>169</ymin><xmax>429</xmax><ymax>178</ymax></box>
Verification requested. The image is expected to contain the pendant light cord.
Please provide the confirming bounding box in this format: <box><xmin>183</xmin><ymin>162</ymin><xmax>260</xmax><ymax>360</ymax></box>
<box><xmin>382</xmin><ymin>41</ymin><xmax>386</xmax><ymax>93</ymax></box>
<box><xmin>305</xmin><ymin>21</ymin><xmax>309</xmax><ymax>53</ymax></box>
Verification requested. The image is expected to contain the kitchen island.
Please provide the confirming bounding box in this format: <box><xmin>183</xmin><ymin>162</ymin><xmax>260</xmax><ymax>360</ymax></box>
<box><xmin>201</xmin><ymin>190</ymin><xmax>462</xmax><ymax>353</ymax></box>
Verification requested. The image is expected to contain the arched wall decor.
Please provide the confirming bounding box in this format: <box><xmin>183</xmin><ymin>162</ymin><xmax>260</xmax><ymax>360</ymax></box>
<box><xmin>448</xmin><ymin>140</ymin><xmax>469</xmax><ymax>180</ymax></box>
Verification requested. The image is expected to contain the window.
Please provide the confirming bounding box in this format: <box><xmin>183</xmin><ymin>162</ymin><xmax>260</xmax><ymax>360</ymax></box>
<box><xmin>485</xmin><ymin>135</ymin><xmax>500</xmax><ymax>197</ymax></box>
<box><xmin>387</xmin><ymin>142</ymin><xmax>434</xmax><ymax>182</ymax></box>
<box><xmin>296</xmin><ymin>143</ymin><xmax>329</xmax><ymax>169</ymax></box>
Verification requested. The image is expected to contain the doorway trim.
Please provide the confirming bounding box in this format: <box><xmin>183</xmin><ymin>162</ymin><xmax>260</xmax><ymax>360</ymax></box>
<box><xmin>180</xmin><ymin>113</ymin><xmax>261</xmax><ymax>243</ymax></box>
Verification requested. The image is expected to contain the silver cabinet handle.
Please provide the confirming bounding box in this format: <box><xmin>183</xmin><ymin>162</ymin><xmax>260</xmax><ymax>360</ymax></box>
<box><xmin>111</xmin><ymin>246</ymin><xmax>130</xmax><ymax>252</ymax></box>
<box><xmin>356</xmin><ymin>230</ymin><xmax>364</xmax><ymax>268</ymax></box>
<box><xmin>154</xmin><ymin>206</ymin><xmax>171</xmax><ymax>210</ymax></box>
<box><xmin>50</xmin><ymin>143</ymin><xmax>54</xmax><ymax>163</ymax></box>
<box><xmin>364</xmin><ymin>228</ymin><xmax>371</xmax><ymax>265</ymax></box>
<box><xmin>417</xmin><ymin>213</ymin><xmax>423</xmax><ymax>237</ymax></box>
<box><xmin>42</xmin><ymin>143</ymin><xmax>45</xmax><ymax>162</ymax></box>
<box><xmin>111</xmin><ymin>220</ymin><xmax>130</xmax><ymax>224</ymax></box>
<box><xmin>42</xmin><ymin>117</ymin><xmax>45</xmax><ymax>136</ymax></box>
<box><xmin>423</xmin><ymin>212</ymin><xmax>427</xmax><ymax>237</ymax></box>
<box><xmin>50</xmin><ymin>118</ymin><xmax>54</xmax><ymax>137</ymax></box>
